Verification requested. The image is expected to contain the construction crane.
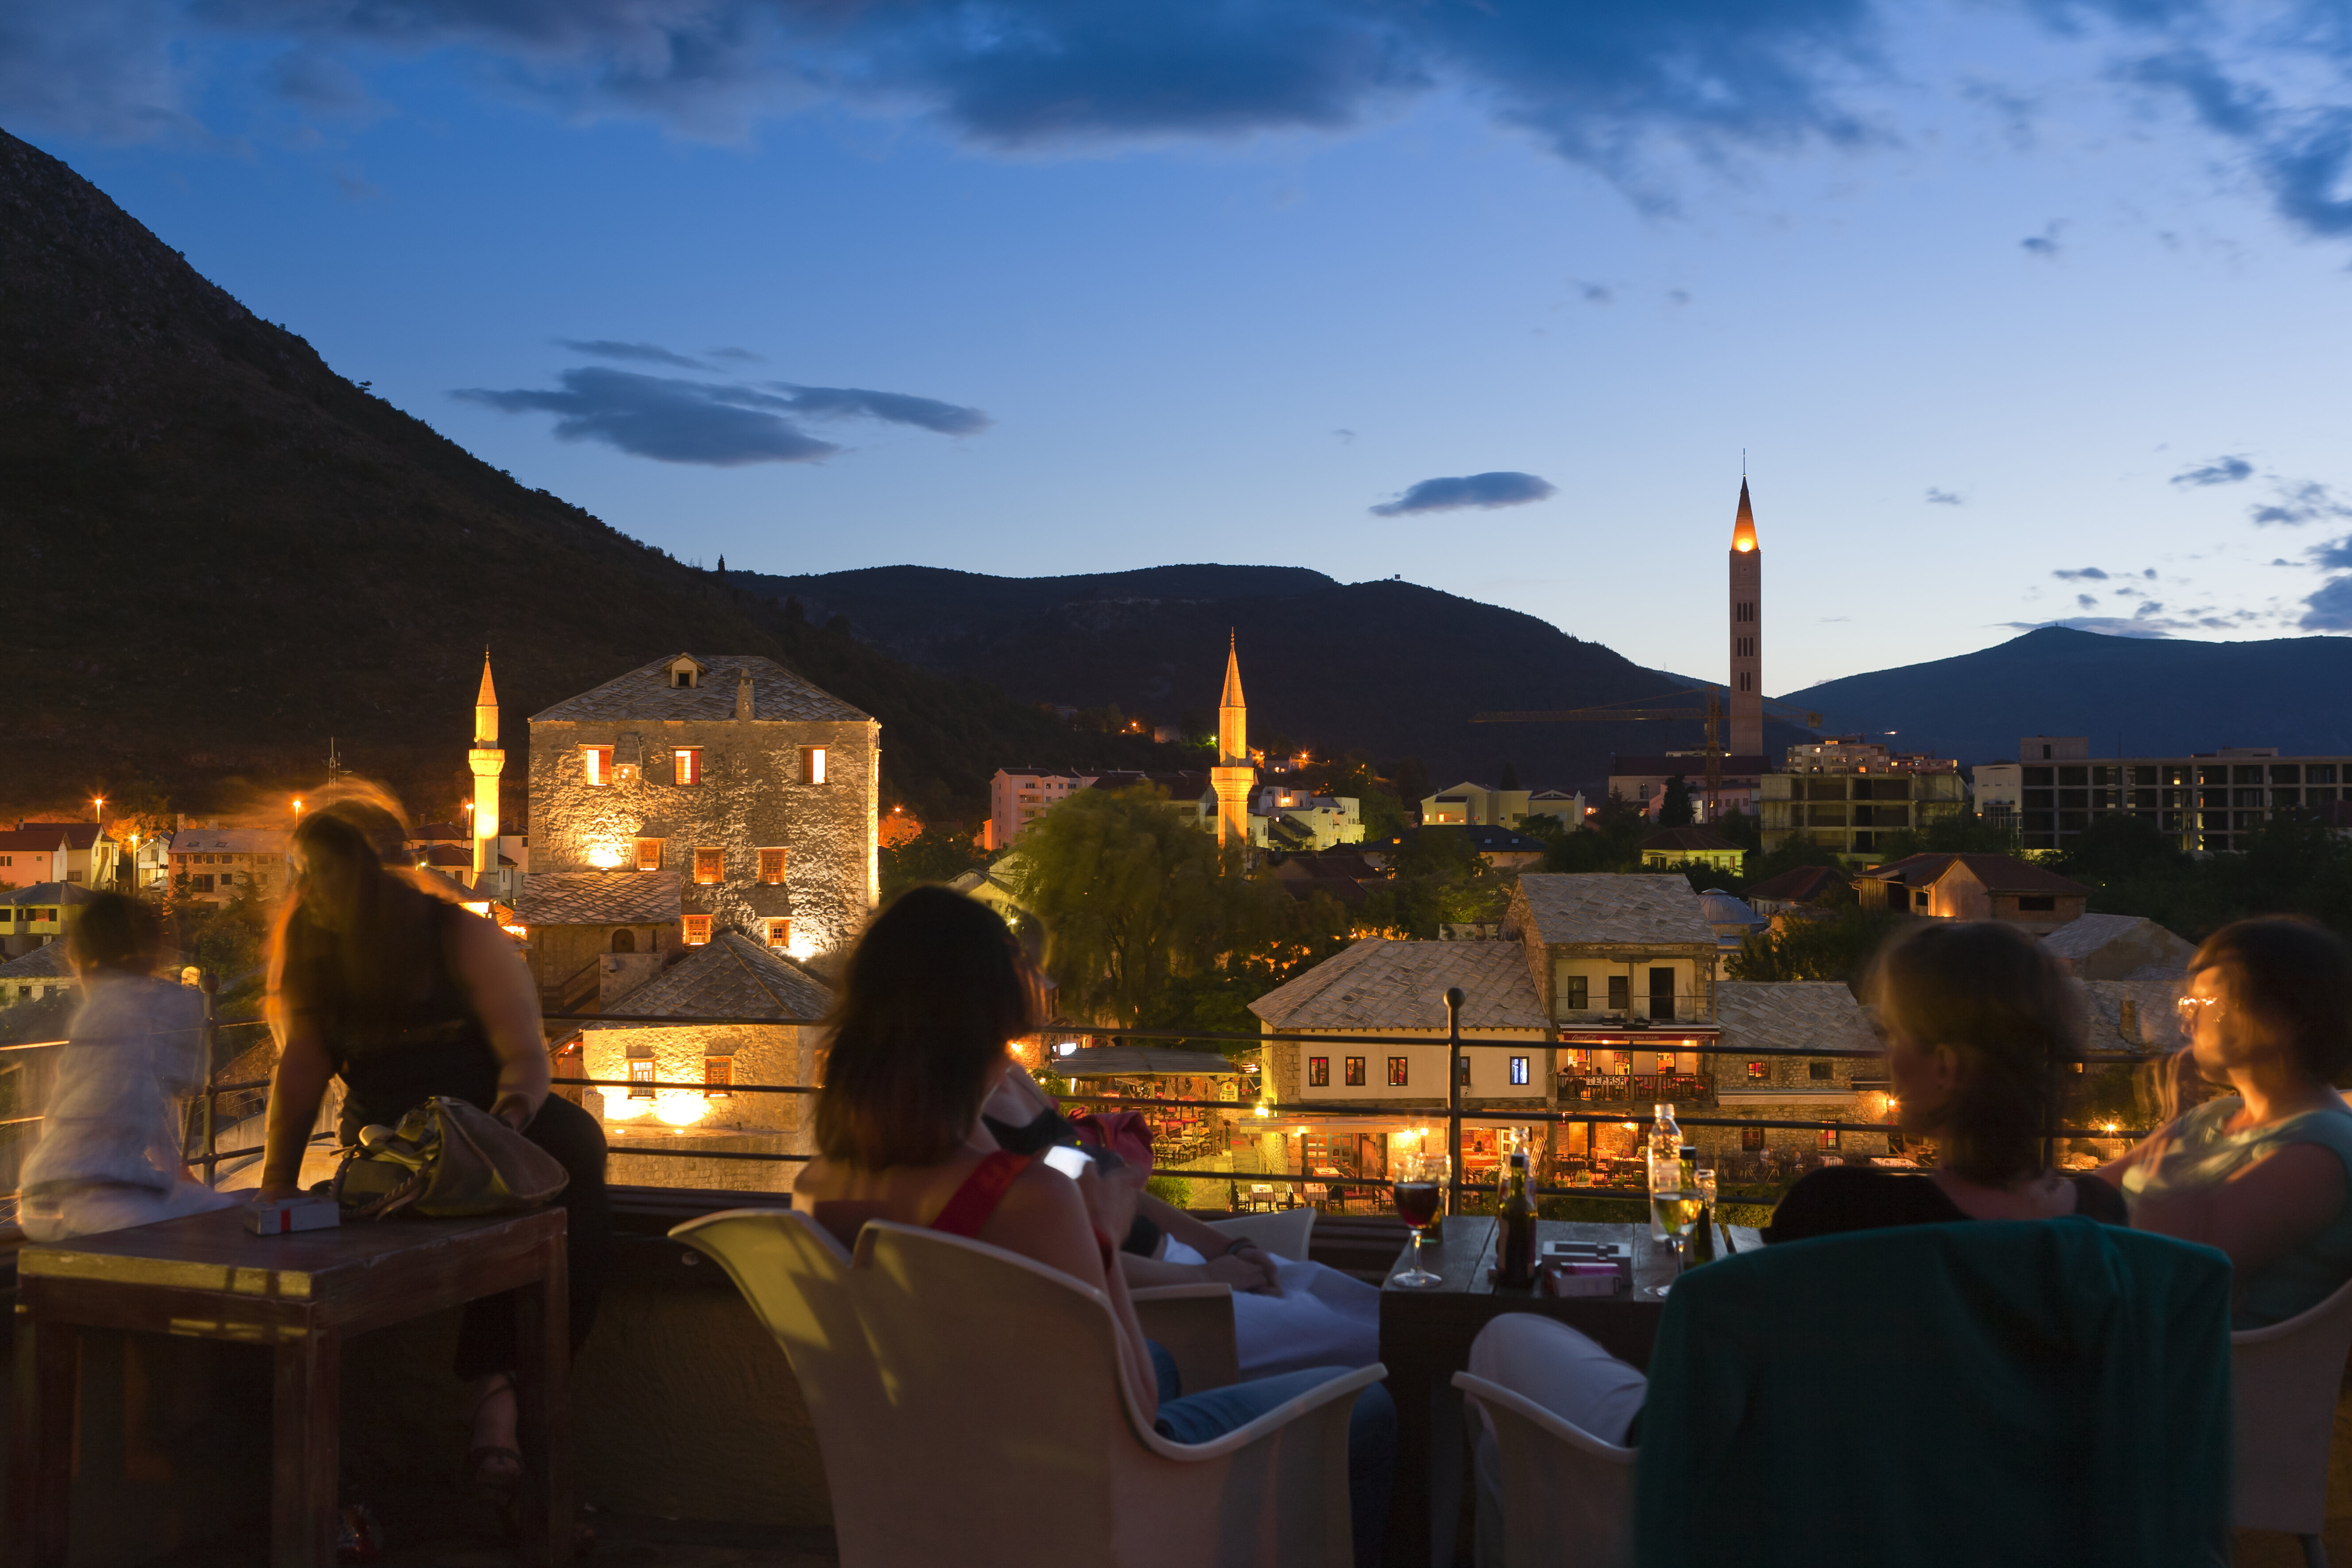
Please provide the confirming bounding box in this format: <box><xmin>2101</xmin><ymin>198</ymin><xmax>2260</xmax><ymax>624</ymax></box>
<box><xmin>1472</xmin><ymin>687</ymin><xmax>1825</xmax><ymax>822</ymax></box>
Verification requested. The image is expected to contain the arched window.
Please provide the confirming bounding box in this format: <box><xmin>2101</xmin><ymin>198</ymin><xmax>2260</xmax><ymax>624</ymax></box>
<box><xmin>611</xmin><ymin>928</ymin><xmax>636</xmax><ymax>953</ymax></box>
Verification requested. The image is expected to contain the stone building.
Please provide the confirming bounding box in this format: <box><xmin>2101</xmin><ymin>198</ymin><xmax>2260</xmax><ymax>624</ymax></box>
<box><xmin>1853</xmin><ymin>852</ymin><xmax>2089</xmax><ymax>932</ymax></box>
<box><xmin>1701</xmin><ymin>980</ymin><xmax>1893</xmax><ymax>1168</ymax></box>
<box><xmin>526</xmin><ymin>652</ymin><xmax>879</xmax><ymax>965</ymax></box>
<box><xmin>165</xmin><ymin>827</ymin><xmax>293</xmax><ymax>904</ymax></box>
<box><xmin>585</xmin><ymin>930</ymin><xmax>834</xmax><ymax>1193</ymax></box>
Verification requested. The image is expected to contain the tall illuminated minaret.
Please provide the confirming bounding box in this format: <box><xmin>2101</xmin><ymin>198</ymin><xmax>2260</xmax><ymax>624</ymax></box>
<box><xmin>1210</xmin><ymin>633</ymin><xmax>1255</xmax><ymax>850</ymax></box>
<box><xmin>1729</xmin><ymin>479</ymin><xmax>1763</xmax><ymax>757</ymax></box>
<box><xmin>469</xmin><ymin>651</ymin><xmax>505</xmax><ymax>889</ymax></box>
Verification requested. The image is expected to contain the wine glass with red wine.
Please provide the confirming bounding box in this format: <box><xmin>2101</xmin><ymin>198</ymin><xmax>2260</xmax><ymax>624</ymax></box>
<box><xmin>1391</xmin><ymin>1150</ymin><xmax>1446</xmax><ymax>1288</ymax></box>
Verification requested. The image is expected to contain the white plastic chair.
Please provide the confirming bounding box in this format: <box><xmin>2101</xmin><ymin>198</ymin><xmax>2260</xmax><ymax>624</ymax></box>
<box><xmin>1207</xmin><ymin>1206</ymin><xmax>1316</xmax><ymax>1261</ymax></box>
<box><xmin>1452</xmin><ymin>1371</ymin><xmax>1635</xmax><ymax>1568</ymax></box>
<box><xmin>2232</xmin><ymin>1274</ymin><xmax>2352</xmax><ymax>1566</ymax></box>
<box><xmin>673</xmin><ymin>1208</ymin><xmax>1382</xmax><ymax>1568</ymax></box>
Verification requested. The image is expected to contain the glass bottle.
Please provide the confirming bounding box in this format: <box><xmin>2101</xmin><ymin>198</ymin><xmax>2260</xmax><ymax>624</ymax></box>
<box><xmin>1498</xmin><ymin>1152</ymin><xmax>1539</xmax><ymax>1288</ymax></box>
<box><xmin>1685</xmin><ymin>1148</ymin><xmax>1717</xmax><ymax>1265</ymax></box>
<box><xmin>1646</xmin><ymin>1103</ymin><xmax>1683</xmax><ymax>1241</ymax></box>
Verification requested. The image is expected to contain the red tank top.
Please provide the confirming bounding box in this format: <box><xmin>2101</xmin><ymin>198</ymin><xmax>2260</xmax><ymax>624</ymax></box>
<box><xmin>929</xmin><ymin>1150</ymin><xmax>1033</xmax><ymax>1238</ymax></box>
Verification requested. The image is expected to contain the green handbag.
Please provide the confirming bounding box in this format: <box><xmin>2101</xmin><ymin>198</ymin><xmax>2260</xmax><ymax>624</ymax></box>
<box><xmin>331</xmin><ymin>1095</ymin><xmax>570</xmax><ymax>1219</ymax></box>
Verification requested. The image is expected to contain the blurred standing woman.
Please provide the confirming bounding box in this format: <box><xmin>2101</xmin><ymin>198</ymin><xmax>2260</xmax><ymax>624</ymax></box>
<box><xmin>2104</xmin><ymin>917</ymin><xmax>2352</xmax><ymax>1327</ymax></box>
<box><xmin>17</xmin><ymin>893</ymin><xmax>238</xmax><ymax>1241</ymax></box>
<box><xmin>258</xmin><ymin>797</ymin><xmax>611</xmax><ymax>1502</ymax></box>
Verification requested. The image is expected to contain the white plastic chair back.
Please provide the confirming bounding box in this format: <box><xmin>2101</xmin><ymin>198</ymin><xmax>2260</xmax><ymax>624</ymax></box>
<box><xmin>2232</xmin><ymin>1273</ymin><xmax>2352</xmax><ymax>1535</ymax></box>
<box><xmin>1208</xmin><ymin>1207</ymin><xmax>1316</xmax><ymax>1261</ymax></box>
<box><xmin>1453</xmin><ymin>1371</ymin><xmax>1635</xmax><ymax>1568</ymax></box>
<box><xmin>673</xmin><ymin>1209</ymin><xmax>1379</xmax><ymax>1568</ymax></box>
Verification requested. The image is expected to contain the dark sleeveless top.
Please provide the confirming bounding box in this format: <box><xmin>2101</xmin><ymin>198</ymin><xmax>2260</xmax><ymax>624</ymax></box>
<box><xmin>328</xmin><ymin>899</ymin><xmax>501</xmax><ymax>1128</ymax></box>
<box><xmin>1766</xmin><ymin>1166</ymin><xmax>2129</xmax><ymax>1244</ymax></box>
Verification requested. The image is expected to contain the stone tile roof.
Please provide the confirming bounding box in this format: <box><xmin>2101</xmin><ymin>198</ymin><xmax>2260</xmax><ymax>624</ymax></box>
<box><xmin>1247</xmin><ymin>938</ymin><xmax>1545</xmax><ymax>1032</ymax></box>
<box><xmin>591</xmin><ymin>931</ymin><xmax>832</xmax><ymax>1025</ymax></box>
<box><xmin>2040</xmin><ymin>913</ymin><xmax>2177</xmax><ymax>963</ymax></box>
<box><xmin>1715</xmin><ymin>981</ymin><xmax>1876</xmax><ymax>1056</ymax></box>
<box><xmin>529</xmin><ymin>654</ymin><xmax>868</xmax><ymax>724</ymax></box>
<box><xmin>1744</xmin><ymin>864</ymin><xmax>1850</xmax><ymax>905</ymax></box>
<box><xmin>1512</xmin><ymin>874</ymin><xmax>1719</xmax><ymax>947</ymax></box>
<box><xmin>514</xmin><ymin>870</ymin><xmax>682</xmax><ymax>926</ymax></box>
<box><xmin>0</xmin><ymin>942</ymin><xmax>75</xmax><ymax>980</ymax></box>
<box><xmin>0</xmin><ymin>883</ymin><xmax>101</xmax><ymax>908</ymax></box>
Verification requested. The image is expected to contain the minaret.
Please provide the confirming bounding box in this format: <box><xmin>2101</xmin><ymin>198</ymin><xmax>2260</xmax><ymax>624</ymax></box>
<box><xmin>1210</xmin><ymin>633</ymin><xmax>1255</xmax><ymax>850</ymax></box>
<box><xmin>469</xmin><ymin>651</ymin><xmax>505</xmax><ymax>890</ymax></box>
<box><xmin>1729</xmin><ymin>480</ymin><xmax>1763</xmax><ymax>758</ymax></box>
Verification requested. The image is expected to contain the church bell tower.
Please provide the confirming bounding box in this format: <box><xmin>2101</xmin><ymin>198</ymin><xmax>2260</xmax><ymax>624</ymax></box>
<box><xmin>1729</xmin><ymin>480</ymin><xmax>1763</xmax><ymax>758</ymax></box>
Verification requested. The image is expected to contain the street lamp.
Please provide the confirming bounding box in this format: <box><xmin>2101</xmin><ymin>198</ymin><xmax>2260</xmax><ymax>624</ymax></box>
<box><xmin>91</xmin><ymin>796</ymin><xmax>104</xmax><ymax>823</ymax></box>
<box><xmin>292</xmin><ymin>799</ymin><xmax>304</xmax><ymax>818</ymax></box>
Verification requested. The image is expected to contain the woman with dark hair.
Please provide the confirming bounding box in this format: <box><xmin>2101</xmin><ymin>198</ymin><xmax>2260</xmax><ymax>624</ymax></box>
<box><xmin>796</xmin><ymin>885</ymin><xmax>1394</xmax><ymax>1568</ymax></box>
<box><xmin>1770</xmin><ymin>918</ymin><xmax>2127</xmax><ymax>1239</ymax></box>
<box><xmin>2104</xmin><ymin>916</ymin><xmax>2352</xmax><ymax>1327</ymax></box>
<box><xmin>1463</xmin><ymin>920</ymin><xmax>2124</xmax><ymax>1478</ymax></box>
<box><xmin>257</xmin><ymin>797</ymin><xmax>611</xmax><ymax>1506</ymax></box>
<box><xmin>18</xmin><ymin>892</ymin><xmax>238</xmax><ymax>1240</ymax></box>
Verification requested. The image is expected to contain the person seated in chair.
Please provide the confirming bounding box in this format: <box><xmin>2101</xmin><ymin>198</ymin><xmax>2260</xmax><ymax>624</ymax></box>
<box><xmin>795</xmin><ymin>887</ymin><xmax>1394</xmax><ymax>1568</ymax></box>
<box><xmin>1466</xmin><ymin>919</ymin><xmax>2124</xmax><ymax>1476</ymax></box>
<box><xmin>2099</xmin><ymin>916</ymin><xmax>2352</xmax><ymax>1328</ymax></box>
<box><xmin>981</xmin><ymin>1060</ymin><xmax>1383</xmax><ymax>1379</ymax></box>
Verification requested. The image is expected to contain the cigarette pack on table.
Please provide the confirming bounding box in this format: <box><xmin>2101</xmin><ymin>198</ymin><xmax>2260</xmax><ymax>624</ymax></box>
<box><xmin>1539</xmin><ymin>1240</ymin><xmax>1631</xmax><ymax>1296</ymax></box>
<box><xmin>243</xmin><ymin>1195</ymin><xmax>341</xmax><ymax>1236</ymax></box>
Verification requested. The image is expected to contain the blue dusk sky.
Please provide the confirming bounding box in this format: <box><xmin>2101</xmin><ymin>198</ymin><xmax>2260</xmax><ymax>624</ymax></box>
<box><xmin>10</xmin><ymin>2</ymin><xmax>2352</xmax><ymax>692</ymax></box>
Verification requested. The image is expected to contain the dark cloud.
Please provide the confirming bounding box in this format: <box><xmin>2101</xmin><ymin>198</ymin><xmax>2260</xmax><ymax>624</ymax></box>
<box><xmin>1332</xmin><ymin>428</ymin><xmax>1356</xmax><ymax>443</ymax></box>
<box><xmin>2076</xmin><ymin>593</ymin><xmax>2099</xmax><ymax>609</ymax></box>
<box><xmin>2312</xmin><ymin>536</ymin><xmax>2352</xmax><ymax>571</ymax></box>
<box><xmin>1577</xmin><ymin>282</ymin><xmax>1613</xmax><ymax>303</ymax></box>
<box><xmin>557</xmin><ymin>339</ymin><xmax>708</xmax><ymax>370</ymax></box>
<box><xmin>2053</xmin><ymin>567</ymin><xmax>2108</xmax><ymax>580</ymax></box>
<box><xmin>2302</xmin><ymin>578</ymin><xmax>2352</xmax><ymax>632</ymax></box>
<box><xmin>1370</xmin><ymin>470</ymin><xmax>1556</xmax><ymax>516</ymax></box>
<box><xmin>706</xmin><ymin>346</ymin><xmax>764</xmax><ymax>363</ymax></box>
<box><xmin>11</xmin><ymin>0</ymin><xmax>1881</xmax><ymax>204</ymax></box>
<box><xmin>451</xmin><ymin>365</ymin><xmax>988</xmax><ymax>466</ymax></box>
<box><xmin>2119</xmin><ymin>47</ymin><xmax>2352</xmax><ymax>242</ymax></box>
<box><xmin>2170</xmin><ymin>455</ymin><xmax>2253</xmax><ymax>487</ymax></box>
<box><xmin>2020</xmin><ymin>224</ymin><xmax>2061</xmax><ymax>258</ymax></box>
<box><xmin>768</xmin><ymin>383</ymin><xmax>990</xmax><ymax>436</ymax></box>
<box><xmin>1925</xmin><ymin>487</ymin><xmax>1964</xmax><ymax>505</ymax></box>
<box><xmin>2250</xmin><ymin>479</ymin><xmax>2352</xmax><ymax>527</ymax></box>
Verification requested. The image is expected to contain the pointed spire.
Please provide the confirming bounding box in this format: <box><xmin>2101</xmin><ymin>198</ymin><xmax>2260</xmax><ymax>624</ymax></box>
<box><xmin>1220</xmin><ymin>630</ymin><xmax>1246</xmax><ymax>708</ymax></box>
<box><xmin>475</xmin><ymin>649</ymin><xmax>499</xmax><ymax>707</ymax></box>
<box><xmin>1731</xmin><ymin>478</ymin><xmax>1758</xmax><ymax>554</ymax></box>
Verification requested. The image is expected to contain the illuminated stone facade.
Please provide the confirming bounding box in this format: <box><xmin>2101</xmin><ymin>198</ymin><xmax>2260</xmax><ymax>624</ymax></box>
<box><xmin>527</xmin><ymin>652</ymin><xmax>879</xmax><ymax>961</ymax></box>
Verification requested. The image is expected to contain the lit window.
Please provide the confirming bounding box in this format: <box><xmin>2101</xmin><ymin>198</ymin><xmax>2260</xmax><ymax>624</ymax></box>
<box><xmin>1510</xmin><ymin>1056</ymin><xmax>1530</xmax><ymax>1086</ymax></box>
<box><xmin>682</xmin><ymin>915</ymin><xmax>712</xmax><ymax>946</ymax></box>
<box><xmin>628</xmin><ymin>1059</ymin><xmax>656</xmax><ymax>1099</ymax></box>
<box><xmin>801</xmin><ymin>746</ymin><xmax>828</xmax><ymax>785</ymax></box>
<box><xmin>1656</xmin><ymin>1054</ymin><xmax>1676</xmax><ymax>1075</ymax></box>
<box><xmin>634</xmin><ymin>839</ymin><xmax>663</xmax><ymax>872</ymax></box>
<box><xmin>1747</xmin><ymin>1061</ymin><xmax>1769</xmax><ymax>1082</ymax></box>
<box><xmin>767</xmin><ymin>919</ymin><xmax>791</xmax><ymax>949</ymax></box>
<box><xmin>582</xmin><ymin>746</ymin><xmax>613</xmax><ymax>787</ymax></box>
<box><xmin>674</xmin><ymin>749</ymin><xmax>703</xmax><ymax>786</ymax></box>
<box><xmin>1388</xmin><ymin>1057</ymin><xmax>1409</xmax><ymax>1087</ymax></box>
<box><xmin>758</xmin><ymin>848</ymin><xmax>785</xmax><ymax>884</ymax></box>
<box><xmin>1743</xmin><ymin>1126</ymin><xmax>1766</xmax><ymax>1151</ymax></box>
<box><xmin>1308</xmin><ymin>1057</ymin><xmax>1329</xmax><ymax>1087</ymax></box>
<box><xmin>1818</xmin><ymin>1126</ymin><xmax>1841</xmax><ymax>1151</ymax></box>
<box><xmin>1345</xmin><ymin>1056</ymin><xmax>1366</xmax><ymax>1087</ymax></box>
<box><xmin>1457</xmin><ymin>1056</ymin><xmax>1471</xmax><ymax>1087</ymax></box>
<box><xmin>694</xmin><ymin>847</ymin><xmax>723</xmax><ymax>885</ymax></box>
<box><xmin>704</xmin><ymin>1056</ymin><xmax>734</xmax><ymax>1098</ymax></box>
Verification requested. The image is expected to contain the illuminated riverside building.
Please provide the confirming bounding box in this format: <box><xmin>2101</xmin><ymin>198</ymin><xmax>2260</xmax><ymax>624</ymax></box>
<box><xmin>516</xmin><ymin>652</ymin><xmax>878</xmax><ymax>1009</ymax></box>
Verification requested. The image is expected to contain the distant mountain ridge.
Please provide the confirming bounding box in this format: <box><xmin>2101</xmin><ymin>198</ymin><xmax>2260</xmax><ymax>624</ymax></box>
<box><xmin>733</xmin><ymin>564</ymin><xmax>1814</xmax><ymax>791</ymax></box>
<box><xmin>1782</xmin><ymin>627</ymin><xmax>2352</xmax><ymax>762</ymax></box>
<box><xmin>0</xmin><ymin>127</ymin><xmax>1179</xmax><ymax>820</ymax></box>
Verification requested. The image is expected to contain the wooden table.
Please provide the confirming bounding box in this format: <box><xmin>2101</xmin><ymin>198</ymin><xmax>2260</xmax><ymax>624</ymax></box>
<box><xmin>7</xmin><ymin>1206</ymin><xmax>571</xmax><ymax>1568</ymax></box>
<box><xmin>1376</xmin><ymin>1216</ymin><xmax>1758</xmax><ymax>1568</ymax></box>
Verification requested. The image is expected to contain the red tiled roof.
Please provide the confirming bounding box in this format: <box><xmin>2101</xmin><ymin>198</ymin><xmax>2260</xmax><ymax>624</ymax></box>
<box><xmin>1859</xmin><ymin>853</ymin><xmax>2088</xmax><ymax>896</ymax></box>
<box><xmin>0</xmin><ymin>829</ymin><xmax>70</xmax><ymax>852</ymax></box>
<box><xmin>16</xmin><ymin>823</ymin><xmax>105</xmax><ymax>849</ymax></box>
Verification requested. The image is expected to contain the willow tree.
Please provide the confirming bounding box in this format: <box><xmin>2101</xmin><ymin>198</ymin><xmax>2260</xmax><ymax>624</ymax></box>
<box><xmin>1012</xmin><ymin>784</ymin><xmax>1281</xmax><ymax>1030</ymax></box>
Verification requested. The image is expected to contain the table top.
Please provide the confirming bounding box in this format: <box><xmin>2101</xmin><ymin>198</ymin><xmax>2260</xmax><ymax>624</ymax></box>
<box><xmin>1380</xmin><ymin>1216</ymin><xmax>1765</xmax><ymax>1298</ymax></box>
<box><xmin>18</xmin><ymin>1204</ymin><xmax>566</xmax><ymax>1301</ymax></box>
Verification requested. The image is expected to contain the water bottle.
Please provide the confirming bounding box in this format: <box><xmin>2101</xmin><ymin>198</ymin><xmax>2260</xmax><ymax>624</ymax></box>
<box><xmin>1646</xmin><ymin>1103</ymin><xmax>1682</xmax><ymax>1241</ymax></box>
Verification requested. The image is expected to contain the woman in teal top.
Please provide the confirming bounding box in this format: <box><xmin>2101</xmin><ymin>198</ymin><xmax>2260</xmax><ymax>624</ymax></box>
<box><xmin>2105</xmin><ymin>916</ymin><xmax>2352</xmax><ymax>1327</ymax></box>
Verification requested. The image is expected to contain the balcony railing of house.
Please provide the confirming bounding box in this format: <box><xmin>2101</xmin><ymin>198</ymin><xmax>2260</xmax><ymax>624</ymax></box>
<box><xmin>0</xmin><ymin>998</ymin><xmax>2159</xmax><ymax>1220</ymax></box>
<box><xmin>1552</xmin><ymin>990</ymin><xmax>1716</xmax><ymax>1026</ymax></box>
<box><xmin>1557</xmin><ymin>1073</ymin><xmax>1713</xmax><ymax>1105</ymax></box>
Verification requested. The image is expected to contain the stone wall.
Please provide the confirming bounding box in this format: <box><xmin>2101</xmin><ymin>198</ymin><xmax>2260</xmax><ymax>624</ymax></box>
<box><xmin>530</xmin><ymin>713</ymin><xmax>879</xmax><ymax>957</ymax></box>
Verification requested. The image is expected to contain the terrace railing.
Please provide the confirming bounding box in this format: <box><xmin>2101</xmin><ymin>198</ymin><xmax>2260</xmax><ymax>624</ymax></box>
<box><xmin>0</xmin><ymin>998</ymin><xmax>2159</xmax><ymax>1220</ymax></box>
